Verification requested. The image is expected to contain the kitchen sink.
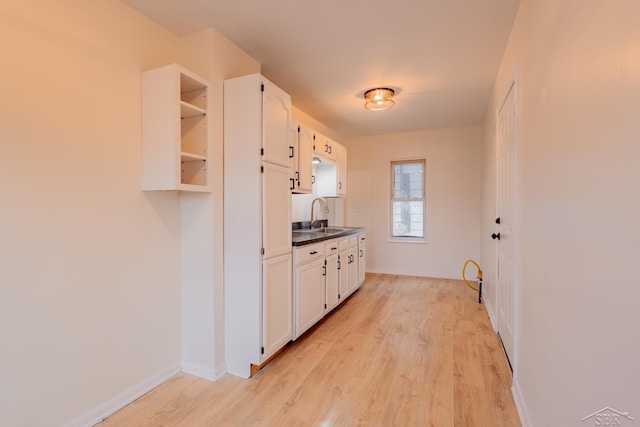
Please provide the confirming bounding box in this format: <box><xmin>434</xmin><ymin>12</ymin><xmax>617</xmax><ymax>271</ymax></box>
<box><xmin>293</xmin><ymin>227</ymin><xmax>344</xmax><ymax>234</ymax></box>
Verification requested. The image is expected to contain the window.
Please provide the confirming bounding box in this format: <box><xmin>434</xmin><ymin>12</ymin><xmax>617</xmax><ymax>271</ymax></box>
<box><xmin>391</xmin><ymin>160</ymin><xmax>425</xmax><ymax>240</ymax></box>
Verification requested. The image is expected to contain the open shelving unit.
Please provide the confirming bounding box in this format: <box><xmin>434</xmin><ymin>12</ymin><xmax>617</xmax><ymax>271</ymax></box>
<box><xmin>142</xmin><ymin>64</ymin><xmax>211</xmax><ymax>192</ymax></box>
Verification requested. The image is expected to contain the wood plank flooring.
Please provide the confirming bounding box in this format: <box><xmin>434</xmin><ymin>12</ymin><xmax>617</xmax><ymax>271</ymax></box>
<box><xmin>100</xmin><ymin>274</ymin><xmax>521</xmax><ymax>426</ymax></box>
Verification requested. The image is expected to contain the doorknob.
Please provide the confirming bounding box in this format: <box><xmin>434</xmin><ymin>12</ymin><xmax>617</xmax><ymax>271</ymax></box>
<box><xmin>491</xmin><ymin>233</ymin><xmax>501</xmax><ymax>240</ymax></box>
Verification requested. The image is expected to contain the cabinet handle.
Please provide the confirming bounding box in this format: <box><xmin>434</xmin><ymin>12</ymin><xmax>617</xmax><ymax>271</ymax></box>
<box><xmin>337</xmin><ymin>260</ymin><xmax>341</xmax><ymax>270</ymax></box>
<box><xmin>322</xmin><ymin>265</ymin><xmax>326</xmax><ymax>276</ymax></box>
<box><xmin>331</xmin><ymin>247</ymin><xmax>337</xmax><ymax>251</ymax></box>
<box><xmin>328</xmin><ymin>145</ymin><xmax>332</xmax><ymax>154</ymax></box>
<box><xmin>360</xmin><ymin>237</ymin><xmax>365</xmax><ymax>241</ymax></box>
<box><xmin>310</xmin><ymin>250</ymin><xmax>318</xmax><ymax>255</ymax></box>
<box><xmin>295</xmin><ymin>171</ymin><xmax>300</xmax><ymax>182</ymax></box>
<box><xmin>289</xmin><ymin>178</ymin><xmax>295</xmax><ymax>190</ymax></box>
<box><xmin>360</xmin><ymin>250</ymin><xmax>363</xmax><ymax>257</ymax></box>
<box><xmin>312</xmin><ymin>175</ymin><xmax>316</xmax><ymax>184</ymax></box>
<box><xmin>289</xmin><ymin>146</ymin><xmax>294</xmax><ymax>158</ymax></box>
<box><xmin>325</xmin><ymin>144</ymin><xmax>329</xmax><ymax>153</ymax></box>
<box><xmin>338</xmin><ymin>182</ymin><xmax>342</xmax><ymax>190</ymax></box>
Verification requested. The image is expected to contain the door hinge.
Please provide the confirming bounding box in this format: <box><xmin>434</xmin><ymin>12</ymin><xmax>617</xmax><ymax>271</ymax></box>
<box><xmin>260</xmin><ymin>165</ymin><xmax>264</xmax><ymax>173</ymax></box>
<box><xmin>324</xmin><ymin>303</ymin><xmax>327</xmax><ymax>309</ymax></box>
<box><xmin>298</xmin><ymin>125</ymin><xmax>301</xmax><ymax>132</ymax></box>
<box><xmin>261</xmin><ymin>148</ymin><xmax>264</xmax><ymax>156</ymax></box>
<box><xmin>261</xmin><ymin>346</ymin><xmax>264</xmax><ymax>354</ymax></box>
<box><xmin>261</xmin><ymin>83</ymin><xmax>264</xmax><ymax>92</ymax></box>
<box><xmin>261</xmin><ymin>247</ymin><xmax>265</xmax><ymax>255</ymax></box>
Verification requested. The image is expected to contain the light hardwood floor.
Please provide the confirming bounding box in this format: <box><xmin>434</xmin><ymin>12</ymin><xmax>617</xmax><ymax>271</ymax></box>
<box><xmin>100</xmin><ymin>274</ymin><xmax>521</xmax><ymax>426</ymax></box>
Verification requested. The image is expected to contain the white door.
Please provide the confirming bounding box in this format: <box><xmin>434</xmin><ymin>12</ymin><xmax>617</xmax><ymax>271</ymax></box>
<box><xmin>262</xmin><ymin>162</ymin><xmax>291</xmax><ymax>259</ymax></box>
<box><xmin>496</xmin><ymin>82</ymin><xmax>517</xmax><ymax>370</ymax></box>
<box><xmin>262</xmin><ymin>253</ymin><xmax>293</xmax><ymax>359</ymax></box>
<box><xmin>262</xmin><ymin>79</ymin><xmax>291</xmax><ymax>167</ymax></box>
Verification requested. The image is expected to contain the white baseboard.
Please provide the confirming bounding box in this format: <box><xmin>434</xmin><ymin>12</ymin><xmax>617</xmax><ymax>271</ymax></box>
<box><xmin>181</xmin><ymin>361</ymin><xmax>227</xmax><ymax>381</ymax></box>
<box><xmin>63</xmin><ymin>363</ymin><xmax>180</xmax><ymax>427</ymax></box>
<box><xmin>365</xmin><ymin>268</ymin><xmax>457</xmax><ymax>280</ymax></box>
<box><xmin>484</xmin><ymin>296</ymin><xmax>498</xmax><ymax>332</ymax></box>
<box><xmin>512</xmin><ymin>378</ymin><xmax>532</xmax><ymax>427</ymax></box>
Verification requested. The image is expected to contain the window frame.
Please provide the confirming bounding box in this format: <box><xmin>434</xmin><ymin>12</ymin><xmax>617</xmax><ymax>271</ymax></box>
<box><xmin>389</xmin><ymin>159</ymin><xmax>427</xmax><ymax>243</ymax></box>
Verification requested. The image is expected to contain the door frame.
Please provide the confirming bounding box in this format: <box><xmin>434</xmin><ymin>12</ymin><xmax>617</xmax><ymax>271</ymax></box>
<box><xmin>495</xmin><ymin>67</ymin><xmax>520</xmax><ymax>379</ymax></box>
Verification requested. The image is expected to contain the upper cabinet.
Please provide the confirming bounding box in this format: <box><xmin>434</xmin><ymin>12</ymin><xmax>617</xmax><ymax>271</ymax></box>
<box><xmin>142</xmin><ymin>64</ymin><xmax>211</xmax><ymax>192</ymax></box>
<box><xmin>290</xmin><ymin>122</ymin><xmax>314</xmax><ymax>194</ymax></box>
<box><xmin>316</xmin><ymin>141</ymin><xmax>347</xmax><ymax>198</ymax></box>
<box><xmin>262</xmin><ymin>82</ymin><xmax>292</xmax><ymax>167</ymax></box>
<box><xmin>313</xmin><ymin>132</ymin><xmax>338</xmax><ymax>162</ymax></box>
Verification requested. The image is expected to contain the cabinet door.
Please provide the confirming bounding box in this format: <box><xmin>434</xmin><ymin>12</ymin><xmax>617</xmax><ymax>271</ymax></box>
<box><xmin>348</xmin><ymin>246</ymin><xmax>359</xmax><ymax>293</ymax></box>
<box><xmin>262</xmin><ymin>79</ymin><xmax>291</xmax><ymax>167</ymax></box>
<box><xmin>263</xmin><ymin>253</ymin><xmax>293</xmax><ymax>359</ymax></box>
<box><xmin>296</xmin><ymin>124</ymin><xmax>314</xmax><ymax>193</ymax></box>
<box><xmin>326</xmin><ymin>254</ymin><xmax>339</xmax><ymax>312</ymax></box>
<box><xmin>262</xmin><ymin>162</ymin><xmax>292</xmax><ymax>258</ymax></box>
<box><xmin>336</xmin><ymin>144</ymin><xmax>347</xmax><ymax>196</ymax></box>
<box><xmin>338</xmin><ymin>251</ymin><xmax>349</xmax><ymax>301</ymax></box>
<box><xmin>289</xmin><ymin>120</ymin><xmax>298</xmax><ymax>192</ymax></box>
<box><xmin>295</xmin><ymin>259</ymin><xmax>325</xmax><ymax>338</ymax></box>
<box><xmin>358</xmin><ymin>240</ymin><xmax>366</xmax><ymax>285</ymax></box>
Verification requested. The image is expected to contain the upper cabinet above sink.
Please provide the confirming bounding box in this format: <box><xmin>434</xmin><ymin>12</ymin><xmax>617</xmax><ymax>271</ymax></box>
<box><xmin>316</xmin><ymin>143</ymin><xmax>347</xmax><ymax>198</ymax></box>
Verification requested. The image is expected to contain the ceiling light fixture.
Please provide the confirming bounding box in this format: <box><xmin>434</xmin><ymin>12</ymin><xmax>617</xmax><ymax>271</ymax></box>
<box><xmin>364</xmin><ymin>87</ymin><xmax>395</xmax><ymax>111</ymax></box>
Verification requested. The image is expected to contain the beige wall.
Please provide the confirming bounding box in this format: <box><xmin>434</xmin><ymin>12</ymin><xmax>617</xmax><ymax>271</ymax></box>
<box><xmin>344</xmin><ymin>127</ymin><xmax>483</xmax><ymax>279</ymax></box>
<box><xmin>482</xmin><ymin>1</ymin><xmax>640</xmax><ymax>425</ymax></box>
<box><xmin>0</xmin><ymin>1</ymin><xmax>262</xmax><ymax>426</ymax></box>
<box><xmin>0</xmin><ymin>1</ymin><xmax>181</xmax><ymax>426</ymax></box>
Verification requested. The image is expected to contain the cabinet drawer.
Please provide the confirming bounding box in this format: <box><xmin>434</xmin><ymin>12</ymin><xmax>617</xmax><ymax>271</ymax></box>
<box><xmin>325</xmin><ymin>240</ymin><xmax>340</xmax><ymax>255</ymax></box>
<box><xmin>294</xmin><ymin>243</ymin><xmax>325</xmax><ymax>265</ymax></box>
<box><xmin>349</xmin><ymin>236</ymin><xmax>358</xmax><ymax>247</ymax></box>
<box><xmin>338</xmin><ymin>237</ymin><xmax>349</xmax><ymax>251</ymax></box>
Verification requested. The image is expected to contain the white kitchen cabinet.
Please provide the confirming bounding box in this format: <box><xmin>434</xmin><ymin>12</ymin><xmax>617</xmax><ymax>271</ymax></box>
<box><xmin>314</xmin><ymin>132</ymin><xmax>338</xmax><ymax>161</ymax></box>
<box><xmin>263</xmin><ymin>253</ymin><xmax>293</xmax><ymax>357</ymax></box>
<box><xmin>316</xmin><ymin>141</ymin><xmax>347</xmax><ymax>198</ymax></box>
<box><xmin>348</xmin><ymin>236</ymin><xmax>359</xmax><ymax>294</ymax></box>
<box><xmin>294</xmin><ymin>243</ymin><xmax>326</xmax><ymax>339</ymax></box>
<box><xmin>325</xmin><ymin>241</ymin><xmax>340</xmax><ymax>313</ymax></box>
<box><xmin>296</xmin><ymin>123</ymin><xmax>314</xmax><ymax>193</ymax></box>
<box><xmin>290</xmin><ymin>121</ymin><xmax>313</xmax><ymax>194</ymax></box>
<box><xmin>338</xmin><ymin>238</ymin><xmax>349</xmax><ymax>300</ymax></box>
<box><xmin>263</xmin><ymin>162</ymin><xmax>293</xmax><ymax>258</ymax></box>
<box><xmin>224</xmin><ymin>73</ymin><xmax>292</xmax><ymax>378</ymax></box>
<box><xmin>358</xmin><ymin>233</ymin><xmax>366</xmax><ymax>285</ymax></box>
<box><xmin>142</xmin><ymin>63</ymin><xmax>211</xmax><ymax>191</ymax></box>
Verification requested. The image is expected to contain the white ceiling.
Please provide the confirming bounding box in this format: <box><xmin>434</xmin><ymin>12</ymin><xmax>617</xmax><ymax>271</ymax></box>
<box><xmin>122</xmin><ymin>0</ymin><xmax>520</xmax><ymax>138</ymax></box>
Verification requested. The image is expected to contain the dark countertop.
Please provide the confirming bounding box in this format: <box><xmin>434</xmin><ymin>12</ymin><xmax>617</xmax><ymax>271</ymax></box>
<box><xmin>292</xmin><ymin>226</ymin><xmax>365</xmax><ymax>247</ymax></box>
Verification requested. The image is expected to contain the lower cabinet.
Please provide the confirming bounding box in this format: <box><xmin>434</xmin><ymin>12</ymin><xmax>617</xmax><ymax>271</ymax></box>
<box><xmin>293</xmin><ymin>231</ymin><xmax>366</xmax><ymax>341</ymax></box>
<box><xmin>358</xmin><ymin>233</ymin><xmax>366</xmax><ymax>285</ymax></box>
<box><xmin>263</xmin><ymin>253</ymin><xmax>293</xmax><ymax>359</ymax></box>
<box><xmin>348</xmin><ymin>236</ymin><xmax>359</xmax><ymax>293</ymax></box>
<box><xmin>294</xmin><ymin>243</ymin><xmax>325</xmax><ymax>339</ymax></box>
<box><xmin>325</xmin><ymin>242</ymin><xmax>340</xmax><ymax>312</ymax></box>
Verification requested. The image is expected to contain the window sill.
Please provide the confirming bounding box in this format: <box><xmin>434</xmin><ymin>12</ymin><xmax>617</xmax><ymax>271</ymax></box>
<box><xmin>388</xmin><ymin>237</ymin><xmax>428</xmax><ymax>244</ymax></box>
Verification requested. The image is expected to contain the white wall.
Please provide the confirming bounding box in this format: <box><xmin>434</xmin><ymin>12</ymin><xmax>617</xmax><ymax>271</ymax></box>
<box><xmin>482</xmin><ymin>1</ymin><xmax>640</xmax><ymax>425</ymax></box>
<box><xmin>344</xmin><ymin>127</ymin><xmax>483</xmax><ymax>279</ymax></box>
<box><xmin>0</xmin><ymin>1</ymin><xmax>182</xmax><ymax>426</ymax></box>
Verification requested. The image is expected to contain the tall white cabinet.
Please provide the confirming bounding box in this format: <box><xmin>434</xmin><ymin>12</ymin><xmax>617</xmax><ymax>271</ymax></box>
<box><xmin>224</xmin><ymin>74</ymin><xmax>293</xmax><ymax>378</ymax></box>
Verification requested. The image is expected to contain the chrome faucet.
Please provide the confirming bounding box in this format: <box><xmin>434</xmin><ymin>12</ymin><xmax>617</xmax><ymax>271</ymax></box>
<box><xmin>310</xmin><ymin>197</ymin><xmax>328</xmax><ymax>228</ymax></box>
